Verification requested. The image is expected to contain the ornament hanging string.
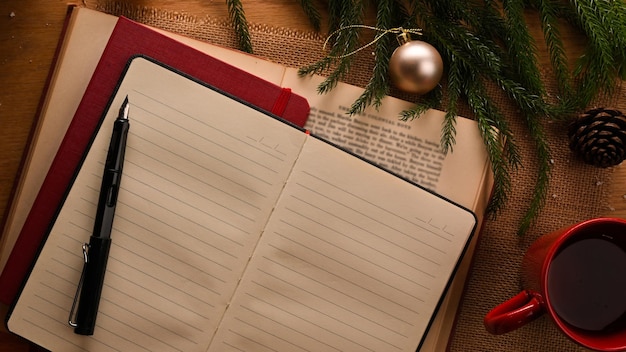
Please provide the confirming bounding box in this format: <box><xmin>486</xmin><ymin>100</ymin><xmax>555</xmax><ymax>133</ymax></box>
<box><xmin>323</xmin><ymin>25</ymin><xmax>422</xmax><ymax>59</ymax></box>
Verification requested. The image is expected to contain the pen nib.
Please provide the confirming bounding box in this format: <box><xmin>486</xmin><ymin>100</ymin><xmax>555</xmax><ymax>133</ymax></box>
<box><xmin>119</xmin><ymin>96</ymin><xmax>130</xmax><ymax>120</ymax></box>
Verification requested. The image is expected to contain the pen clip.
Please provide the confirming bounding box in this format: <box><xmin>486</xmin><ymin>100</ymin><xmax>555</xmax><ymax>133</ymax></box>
<box><xmin>68</xmin><ymin>243</ymin><xmax>90</xmax><ymax>328</ymax></box>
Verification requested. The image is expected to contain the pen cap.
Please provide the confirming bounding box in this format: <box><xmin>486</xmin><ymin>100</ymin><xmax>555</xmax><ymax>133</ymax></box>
<box><xmin>74</xmin><ymin>236</ymin><xmax>112</xmax><ymax>335</ymax></box>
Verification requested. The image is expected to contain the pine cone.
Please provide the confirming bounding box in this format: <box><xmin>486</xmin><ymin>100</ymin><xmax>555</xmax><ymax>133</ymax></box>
<box><xmin>568</xmin><ymin>108</ymin><xmax>626</xmax><ymax>168</ymax></box>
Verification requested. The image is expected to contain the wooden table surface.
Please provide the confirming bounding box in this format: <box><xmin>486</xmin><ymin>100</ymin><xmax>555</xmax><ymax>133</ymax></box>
<box><xmin>0</xmin><ymin>1</ymin><xmax>625</xmax><ymax>351</ymax></box>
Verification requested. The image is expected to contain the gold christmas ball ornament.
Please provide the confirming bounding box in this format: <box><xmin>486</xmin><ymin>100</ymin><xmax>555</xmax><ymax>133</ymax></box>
<box><xmin>389</xmin><ymin>38</ymin><xmax>443</xmax><ymax>95</ymax></box>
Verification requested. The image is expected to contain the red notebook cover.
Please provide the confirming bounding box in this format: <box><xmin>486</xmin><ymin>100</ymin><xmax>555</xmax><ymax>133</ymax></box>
<box><xmin>0</xmin><ymin>16</ymin><xmax>310</xmax><ymax>305</ymax></box>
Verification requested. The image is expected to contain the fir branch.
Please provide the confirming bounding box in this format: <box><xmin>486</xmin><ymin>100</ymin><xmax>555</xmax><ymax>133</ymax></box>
<box><xmin>576</xmin><ymin>48</ymin><xmax>610</xmax><ymax>107</ymax></box>
<box><xmin>440</xmin><ymin>55</ymin><xmax>463</xmax><ymax>154</ymax></box>
<box><xmin>499</xmin><ymin>1</ymin><xmax>556</xmax><ymax>221</ymax></box>
<box><xmin>466</xmin><ymin>2</ymin><xmax>509</xmax><ymax>41</ymax></box>
<box><xmin>336</xmin><ymin>0</ymin><xmax>366</xmax><ymax>45</ymax></box>
<box><xmin>451</xmin><ymin>55</ymin><xmax>523</xmax><ymax>215</ymax></box>
<box><xmin>432</xmin><ymin>18</ymin><xmax>549</xmax><ymax>113</ymax></box>
<box><xmin>311</xmin><ymin>0</ymin><xmax>366</xmax><ymax>93</ymax></box>
<box><xmin>517</xmin><ymin>117</ymin><xmax>552</xmax><ymax>234</ymax></box>
<box><xmin>411</xmin><ymin>6</ymin><xmax>520</xmax><ymax>214</ymax></box>
<box><xmin>327</xmin><ymin>0</ymin><xmax>344</xmax><ymax>35</ymax></box>
<box><xmin>405</xmin><ymin>2</ymin><xmax>544</xmax><ymax>224</ymax></box>
<box><xmin>534</xmin><ymin>0</ymin><xmax>574</xmax><ymax>105</ymax></box>
<box><xmin>464</xmin><ymin>73</ymin><xmax>514</xmax><ymax>215</ymax></box>
<box><xmin>399</xmin><ymin>105</ymin><xmax>430</xmax><ymax>122</ymax></box>
<box><xmin>315</xmin><ymin>59</ymin><xmax>351</xmax><ymax>93</ymax></box>
<box><xmin>297</xmin><ymin>0</ymin><xmax>321</xmax><ymax>32</ymax></box>
<box><xmin>430</xmin><ymin>6</ymin><xmax>551</xmax><ymax>119</ymax></box>
<box><xmin>479</xmin><ymin>97</ymin><xmax>522</xmax><ymax>171</ymax></box>
<box><xmin>554</xmin><ymin>1</ymin><xmax>581</xmax><ymax>26</ymax></box>
<box><xmin>423</xmin><ymin>0</ymin><xmax>459</xmax><ymax>19</ymax></box>
<box><xmin>505</xmin><ymin>2</ymin><xmax>553</xmax><ymax>230</ymax></box>
<box><xmin>441</xmin><ymin>111</ymin><xmax>458</xmax><ymax>154</ymax></box>
<box><xmin>428</xmin><ymin>17</ymin><xmax>503</xmax><ymax>74</ymax></box>
<box><xmin>457</xmin><ymin>4</ymin><xmax>510</xmax><ymax>75</ymax></box>
<box><xmin>607</xmin><ymin>0</ymin><xmax>626</xmax><ymax>79</ymax></box>
<box><xmin>398</xmin><ymin>87</ymin><xmax>443</xmax><ymax>121</ymax></box>
<box><xmin>298</xmin><ymin>57</ymin><xmax>335</xmax><ymax>77</ymax></box>
<box><xmin>226</xmin><ymin>0</ymin><xmax>253</xmax><ymax>53</ymax></box>
<box><xmin>348</xmin><ymin>0</ymin><xmax>394</xmax><ymax>114</ymax></box>
<box><xmin>571</xmin><ymin>0</ymin><xmax>619</xmax><ymax>105</ymax></box>
<box><xmin>392</xmin><ymin>0</ymin><xmax>416</xmax><ymax>28</ymax></box>
<box><xmin>502</xmin><ymin>0</ymin><xmax>544</xmax><ymax>97</ymax></box>
<box><xmin>496</xmin><ymin>78</ymin><xmax>550</xmax><ymax>116</ymax></box>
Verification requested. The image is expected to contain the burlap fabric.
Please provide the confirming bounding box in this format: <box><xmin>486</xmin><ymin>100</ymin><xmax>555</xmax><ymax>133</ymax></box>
<box><xmin>89</xmin><ymin>2</ymin><xmax>625</xmax><ymax>351</ymax></box>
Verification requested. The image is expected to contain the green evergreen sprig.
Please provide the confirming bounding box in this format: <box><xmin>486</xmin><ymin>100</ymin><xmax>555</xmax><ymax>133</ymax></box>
<box><xmin>225</xmin><ymin>0</ymin><xmax>626</xmax><ymax>234</ymax></box>
<box><xmin>551</xmin><ymin>0</ymin><xmax>626</xmax><ymax>108</ymax></box>
<box><xmin>297</xmin><ymin>0</ymin><xmax>322</xmax><ymax>32</ymax></box>
<box><xmin>535</xmin><ymin>0</ymin><xmax>573</xmax><ymax>101</ymax></box>
<box><xmin>298</xmin><ymin>0</ymin><xmax>365</xmax><ymax>93</ymax></box>
<box><xmin>347</xmin><ymin>0</ymin><xmax>394</xmax><ymax>114</ymax></box>
<box><xmin>226</xmin><ymin>0</ymin><xmax>253</xmax><ymax>53</ymax></box>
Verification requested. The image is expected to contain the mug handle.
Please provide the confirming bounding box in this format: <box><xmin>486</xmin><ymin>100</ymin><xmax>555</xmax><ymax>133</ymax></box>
<box><xmin>484</xmin><ymin>290</ymin><xmax>545</xmax><ymax>334</ymax></box>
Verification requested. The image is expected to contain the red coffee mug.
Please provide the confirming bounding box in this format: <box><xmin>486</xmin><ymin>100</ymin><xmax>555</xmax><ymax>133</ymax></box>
<box><xmin>484</xmin><ymin>217</ymin><xmax>626</xmax><ymax>351</ymax></box>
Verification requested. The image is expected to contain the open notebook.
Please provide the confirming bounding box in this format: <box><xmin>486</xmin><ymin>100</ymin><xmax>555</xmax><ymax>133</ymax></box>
<box><xmin>7</xmin><ymin>56</ymin><xmax>476</xmax><ymax>352</ymax></box>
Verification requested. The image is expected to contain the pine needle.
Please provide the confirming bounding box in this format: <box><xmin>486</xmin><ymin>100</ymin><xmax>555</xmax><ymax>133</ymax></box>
<box><xmin>348</xmin><ymin>0</ymin><xmax>394</xmax><ymax>114</ymax></box>
<box><xmin>297</xmin><ymin>0</ymin><xmax>322</xmax><ymax>32</ymax></box>
<box><xmin>226</xmin><ymin>0</ymin><xmax>253</xmax><ymax>53</ymax></box>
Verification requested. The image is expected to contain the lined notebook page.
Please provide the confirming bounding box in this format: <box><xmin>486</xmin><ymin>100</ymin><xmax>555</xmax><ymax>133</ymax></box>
<box><xmin>8</xmin><ymin>57</ymin><xmax>307</xmax><ymax>351</ymax></box>
<box><xmin>210</xmin><ymin>137</ymin><xmax>477</xmax><ymax>351</ymax></box>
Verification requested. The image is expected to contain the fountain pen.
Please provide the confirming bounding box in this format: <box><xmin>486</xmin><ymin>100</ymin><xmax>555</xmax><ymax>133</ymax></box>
<box><xmin>69</xmin><ymin>96</ymin><xmax>130</xmax><ymax>335</ymax></box>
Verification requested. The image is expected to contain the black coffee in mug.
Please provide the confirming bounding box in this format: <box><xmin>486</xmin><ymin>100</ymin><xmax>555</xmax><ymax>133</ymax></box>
<box><xmin>547</xmin><ymin>233</ymin><xmax>626</xmax><ymax>332</ymax></box>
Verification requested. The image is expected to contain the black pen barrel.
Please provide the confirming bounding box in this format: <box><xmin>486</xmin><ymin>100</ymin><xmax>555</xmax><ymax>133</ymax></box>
<box><xmin>71</xmin><ymin>98</ymin><xmax>129</xmax><ymax>335</ymax></box>
<box><xmin>92</xmin><ymin>116</ymin><xmax>129</xmax><ymax>239</ymax></box>
<box><xmin>105</xmin><ymin>117</ymin><xmax>130</xmax><ymax>172</ymax></box>
<box><xmin>74</xmin><ymin>235</ymin><xmax>112</xmax><ymax>335</ymax></box>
